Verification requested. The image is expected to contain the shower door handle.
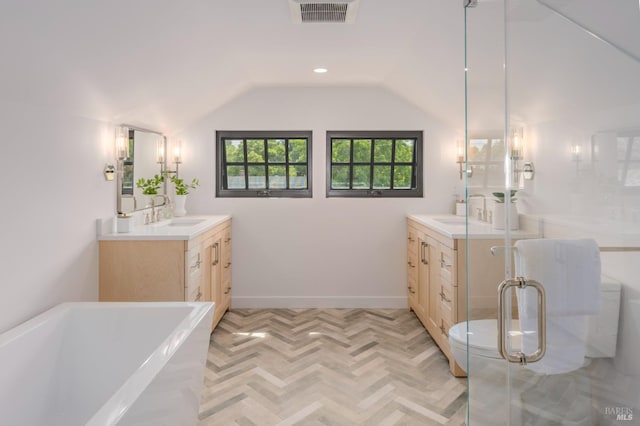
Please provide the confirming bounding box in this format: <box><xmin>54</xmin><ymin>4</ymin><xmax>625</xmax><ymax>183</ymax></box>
<box><xmin>497</xmin><ymin>278</ymin><xmax>546</xmax><ymax>365</ymax></box>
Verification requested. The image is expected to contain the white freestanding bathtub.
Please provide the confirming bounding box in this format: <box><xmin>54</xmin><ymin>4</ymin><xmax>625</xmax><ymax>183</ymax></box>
<box><xmin>0</xmin><ymin>302</ymin><xmax>214</xmax><ymax>426</ymax></box>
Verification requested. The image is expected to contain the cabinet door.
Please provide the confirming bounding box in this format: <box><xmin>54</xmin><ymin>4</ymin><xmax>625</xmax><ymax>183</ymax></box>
<box><xmin>220</xmin><ymin>226</ymin><xmax>232</xmax><ymax>309</ymax></box>
<box><xmin>209</xmin><ymin>234</ymin><xmax>223</xmax><ymax>326</ymax></box>
<box><xmin>416</xmin><ymin>233</ymin><xmax>430</xmax><ymax>317</ymax></box>
<box><xmin>407</xmin><ymin>226</ymin><xmax>419</xmax><ymax>309</ymax></box>
<box><xmin>426</xmin><ymin>237</ymin><xmax>441</xmax><ymax>339</ymax></box>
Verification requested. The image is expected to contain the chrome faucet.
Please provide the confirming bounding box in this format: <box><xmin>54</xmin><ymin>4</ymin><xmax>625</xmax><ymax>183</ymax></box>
<box><xmin>468</xmin><ymin>194</ymin><xmax>487</xmax><ymax>222</ymax></box>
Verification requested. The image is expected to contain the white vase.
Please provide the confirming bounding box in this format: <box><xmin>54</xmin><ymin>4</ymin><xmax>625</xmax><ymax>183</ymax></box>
<box><xmin>492</xmin><ymin>201</ymin><xmax>518</xmax><ymax>230</ymax></box>
<box><xmin>174</xmin><ymin>194</ymin><xmax>187</xmax><ymax>217</ymax></box>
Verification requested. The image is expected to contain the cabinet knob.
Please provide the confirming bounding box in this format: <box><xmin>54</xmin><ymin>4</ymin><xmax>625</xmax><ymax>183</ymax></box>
<box><xmin>439</xmin><ymin>291</ymin><xmax>452</xmax><ymax>303</ymax></box>
<box><xmin>440</xmin><ymin>259</ymin><xmax>452</xmax><ymax>268</ymax></box>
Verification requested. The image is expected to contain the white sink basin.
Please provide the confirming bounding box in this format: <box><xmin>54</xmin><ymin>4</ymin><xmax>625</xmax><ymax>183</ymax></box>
<box><xmin>433</xmin><ymin>218</ymin><xmax>467</xmax><ymax>225</ymax></box>
<box><xmin>167</xmin><ymin>218</ymin><xmax>205</xmax><ymax>227</ymax></box>
<box><xmin>152</xmin><ymin>218</ymin><xmax>206</xmax><ymax>227</ymax></box>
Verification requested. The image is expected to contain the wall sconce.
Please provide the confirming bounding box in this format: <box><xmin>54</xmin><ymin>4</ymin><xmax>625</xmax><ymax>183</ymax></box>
<box><xmin>163</xmin><ymin>138</ymin><xmax>182</xmax><ymax>178</ymax></box>
<box><xmin>115</xmin><ymin>126</ymin><xmax>129</xmax><ymax>161</ymax></box>
<box><xmin>510</xmin><ymin>127</ymin><xmax>524</xmax><ymax>184</ymax></box>
<box><xmin>115</xmin><ymin>125</ymin><xmax>130</xmax><ymax>214</ymax></box>
<box><xmin>173</xmin><ymin>139</ymin><xmax>182</xmax><ymax>166</ymax></box>
<box><xmin>456</xmin><ymin>139</ymin><xmax>473</xmax><ymax>180</ymax></box>
<box><xmin>156</xmin><ymin>139</ymin><xmax>165</xmax><ymax>165</ymax></box>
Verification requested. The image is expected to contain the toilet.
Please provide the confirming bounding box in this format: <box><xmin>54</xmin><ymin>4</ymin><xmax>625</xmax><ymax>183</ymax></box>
<box><xmin>448</xmin><ymin>279</ymin><xmax>622</xmax><ymax>425</ymax></box>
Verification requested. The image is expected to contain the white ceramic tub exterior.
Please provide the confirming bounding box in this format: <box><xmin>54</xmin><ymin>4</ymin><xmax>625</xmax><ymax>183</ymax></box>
<box><xmin>0</xmin><ymin>302</ymin><xmax>214</xmax><ymax>426</ymax></box>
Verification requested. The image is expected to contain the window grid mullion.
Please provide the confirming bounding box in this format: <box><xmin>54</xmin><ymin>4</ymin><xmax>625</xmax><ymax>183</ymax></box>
<box><xmin>284</xmin><ymin>142</ymin><xmax>292</xmax><ymax>186</ymax></box>
<box><xmin>264</xmin><ymin>139</ymin><xmax>270</xmax><ymax>190</ymax></box>
<box><xmin>243</xmin><ymin>139</ymin><xmax>249</xmax><ymax>190</ymax></box>
<box><xmin>369</xmin><ymin>140</ymin><xmax>375</xmax><ymax>190</ymax></box>
<box><xmin>390</xmin><ymin>139</ymin><xmax>397</xmax><ymax>189</ymax></box>
<box><xmin>349</xmin><ymin>139</ymin><xmax>354</xmax><ymax>190</ymax></box>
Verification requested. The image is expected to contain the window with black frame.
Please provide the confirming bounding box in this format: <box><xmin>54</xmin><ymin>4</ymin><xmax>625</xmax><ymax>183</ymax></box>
<box><xmin>216</xmin><ymin>131</ymin><xmax>312</xmax><ymax>198</ymax></box>
<box><xmin>326</xmin><ymin>131</ymin><xmax>423</xmax><ymax>197</ymax></box>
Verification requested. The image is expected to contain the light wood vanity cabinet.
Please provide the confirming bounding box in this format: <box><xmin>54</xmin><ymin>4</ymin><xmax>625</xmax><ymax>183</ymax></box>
<box><xmin>203</xmin><ymin>223</ymin><xmax>232</xmax><ymax>329</ymax></box>
<box><xmin>99</xmin><ymin>218</ymin><xmax>232</xmax><ymax>331</ymax></box>
<box><xmin>407</xmin><ymin>218</ymin><xmax>508</xmax><ymax>377</ymax></box>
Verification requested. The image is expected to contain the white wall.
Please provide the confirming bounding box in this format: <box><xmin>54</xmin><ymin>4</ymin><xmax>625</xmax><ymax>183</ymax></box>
<box><xmin>176</xmin><ymin>87</ymin><xmax>459</xmax><ymax>308</ymax></box>
<box><xmin>0</xmin><ymin>101</ymin><xmax>114</xmax><ymax>333</ymax></box>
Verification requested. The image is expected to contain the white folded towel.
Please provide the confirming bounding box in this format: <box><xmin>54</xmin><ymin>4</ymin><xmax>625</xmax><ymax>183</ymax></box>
<box><xmin>514</xmin><ymin>238</ymin><xmax>601</xmax><ymax>374</ymax></box>
<box><xmin>515</xmin><ymin>239</ymin><xmax>601</xmax><ymax>316</ymax></box>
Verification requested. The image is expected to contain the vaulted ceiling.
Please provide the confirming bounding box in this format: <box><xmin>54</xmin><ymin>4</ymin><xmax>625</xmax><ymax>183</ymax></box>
<box><xmin>1</xmin><ymin>0</ymin><xmax>638</xmax><ymax>135</ymax></box>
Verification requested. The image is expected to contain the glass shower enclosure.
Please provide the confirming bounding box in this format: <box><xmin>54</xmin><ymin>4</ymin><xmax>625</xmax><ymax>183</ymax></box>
<box><xmin>463</xmin><ymin>0</ymin><xmax>640</xmax><ymax>424</ymax></box>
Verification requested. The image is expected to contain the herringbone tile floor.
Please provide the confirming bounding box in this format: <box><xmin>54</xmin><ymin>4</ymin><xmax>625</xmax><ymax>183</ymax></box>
<box><xmin>198</xmin><ymin>309</ymin><xmax>467</xmax><ymax>425</ymax></box>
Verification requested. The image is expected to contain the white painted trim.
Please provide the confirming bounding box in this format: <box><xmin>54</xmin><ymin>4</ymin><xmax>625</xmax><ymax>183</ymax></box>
<box><xmin>232</xmin><ymin>296</ymin><xmax>408</xmax><ymax>309</ymax></box>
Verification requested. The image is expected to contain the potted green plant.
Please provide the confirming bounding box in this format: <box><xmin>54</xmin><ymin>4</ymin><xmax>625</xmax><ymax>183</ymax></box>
<box><xmin>492</xmin><ymin>190</ymin><xmax>518</xmax><ymax>230</ymax></box>
<box><xmin>492</xmin><ymin>190</ymin><xmax>517</xmax><ymax>204</ymax></box>
<box><xmin>136</xmin><ymin>174</ymin><xmax>164</xmax><ymax>195</ymax></box>
<box><xmin>168</xmin><ymin>175</ymin><xmax>199</xmax><ymax>216</ymax></box>
<box><xmin>136</xmin><ymin>174</ymin><xmax>164</xmax><ymax>208</ymax></box>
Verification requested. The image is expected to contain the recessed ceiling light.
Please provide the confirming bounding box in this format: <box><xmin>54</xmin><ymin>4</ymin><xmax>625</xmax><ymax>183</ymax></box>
<box><xmin>313</xmin><ymin>67</ymin><xmax>328</xmax><ymax>74</ymax></box>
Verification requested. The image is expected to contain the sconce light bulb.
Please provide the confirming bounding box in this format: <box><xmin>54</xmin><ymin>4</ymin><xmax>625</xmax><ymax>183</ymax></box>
<box><xmin>173</xmin><ymin>140</ymin><xmax>182</xmax><ymax>164</ymax></box>
<box><xmin>115</xmin><ymin>128</ymin><xmax>128</xmax><ymax>160</ymax></box>
<box><xmin>157</xmin><ymin>140</ymin><xmax>165</xmax><ymax>164</ymax></box>
<box><xmin>456</xmin><ymin>139</ymin><xmax>465</xmax><ymax>163</ymax></box>
<box><xmin>510</xmin><ymin>127</ymin><xmax>524</xmax><ymax>159</ymax></box>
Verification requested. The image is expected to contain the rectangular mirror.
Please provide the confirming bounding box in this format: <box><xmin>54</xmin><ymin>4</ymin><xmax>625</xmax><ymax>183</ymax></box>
<box><xmin>117</xmin><ymin>126</ymin><xmax>167</xmax><ymax>214</ymax></box>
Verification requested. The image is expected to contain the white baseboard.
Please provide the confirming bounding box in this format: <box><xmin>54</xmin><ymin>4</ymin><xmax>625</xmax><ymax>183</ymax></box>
<box><xmin>231</xmin><ymin>296</ymin><xmax>408</xmax><ymax>309</ymax></box>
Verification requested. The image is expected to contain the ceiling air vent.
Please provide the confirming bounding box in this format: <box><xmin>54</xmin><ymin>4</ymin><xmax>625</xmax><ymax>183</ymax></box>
<box><xmin>289</xmin><ymin>0</ymin><xmax>360</xmax><ymax>24</ymax></box>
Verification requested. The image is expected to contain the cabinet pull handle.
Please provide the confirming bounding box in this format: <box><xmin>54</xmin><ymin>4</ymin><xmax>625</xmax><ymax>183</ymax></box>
<box><xmin>195</xmin><ymin>290</ymin><xmax>202</xmax><ymax>301</ymax></box>
<box><xmin>421</xmin><ymin>242</ymin><xmax>428</xmax><ymax>264</ymax></box>
<box><xmin>407</xmin><ymin>285</ymin><xmax>416</xmax><ymax>294</ymax></box>
<box><xmin>224</xmin><ymin>262</ymin><xmax>231</xmax><ymax>269</ymax></box>
<box><xmin>212</xmin><ymin>242</ymin><xmax>219</xmax><ymax>266</ymax></box>
<box><xmin>225</xmin><ymin>237</ymin><xmax>231</xmax><ymax>243</ymax></box>
<box><xmin>408</xmin><ymin>235</ymin><xmax>415</xmax><ymax>242</ymax></box>
<box><xmin>407</xmin><ymin>261</ymin><xmax>415</xmax><ymax>268</ymax></box>
<box><xmin>224</xmin><ymin>287</ymin><xmax>231</xmax><ymax>295</ymax></box>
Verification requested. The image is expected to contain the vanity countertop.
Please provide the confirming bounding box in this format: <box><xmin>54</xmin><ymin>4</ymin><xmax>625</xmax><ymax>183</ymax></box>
<box><xmin>98</xmin><ymin>215</ymin><xmax>231</xmax><ymax>241</ymax></box>
<box><xmin>408</xmin><ymin>214</ymin><xmax>539</xmax><ymax>239</ymax></box>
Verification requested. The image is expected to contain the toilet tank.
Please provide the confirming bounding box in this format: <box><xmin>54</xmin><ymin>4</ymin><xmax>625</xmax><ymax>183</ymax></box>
<box><xmin>586</xmin><ymin>279</ymin><xmax>621</xmax><ymax>358</ymax></box>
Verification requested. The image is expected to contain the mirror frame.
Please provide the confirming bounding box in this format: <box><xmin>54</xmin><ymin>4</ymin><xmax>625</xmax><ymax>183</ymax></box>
<box><xmin>117</xmin><ymin>125</ymin><xmax>168</xmax><ymax>214</ymax></box>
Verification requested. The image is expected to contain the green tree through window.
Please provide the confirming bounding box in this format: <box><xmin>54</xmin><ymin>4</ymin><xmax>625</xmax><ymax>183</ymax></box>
<box><xmin>217</xmin><ymin>131</ymin><xmax>312</xmax><ymax>198</ymax></box>
<box><xmin>326</xmin><ymin>131</ymin><xmax>423</xmax><ymax>198</ymax></box>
